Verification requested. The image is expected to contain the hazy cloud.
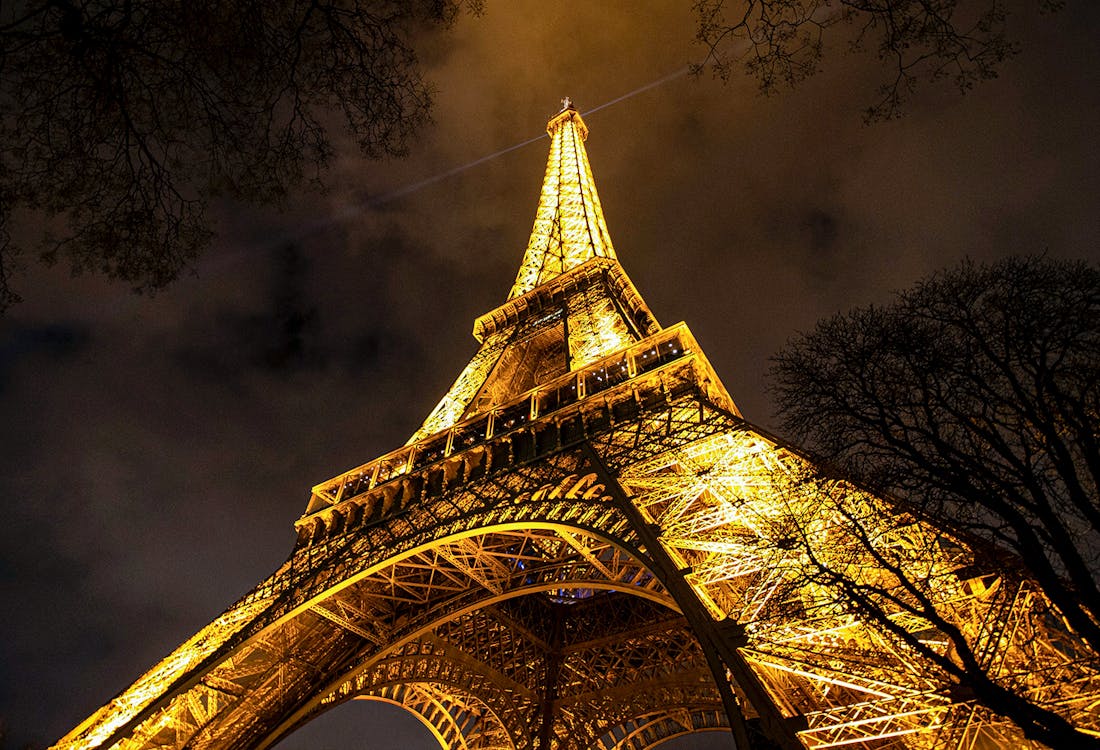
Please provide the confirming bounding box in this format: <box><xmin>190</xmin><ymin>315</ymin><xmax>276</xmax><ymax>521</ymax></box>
<box><xmin>2</xmin><ymin>2</ymin><xmax>1098</xmax><ymax>747</ymax></box>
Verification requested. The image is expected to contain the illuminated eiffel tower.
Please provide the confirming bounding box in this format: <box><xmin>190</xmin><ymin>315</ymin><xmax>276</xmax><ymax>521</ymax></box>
<box><xmin>56</xmin><ymin>103</ymin><xmax>1100</xmax><ymax>750</ymax></box>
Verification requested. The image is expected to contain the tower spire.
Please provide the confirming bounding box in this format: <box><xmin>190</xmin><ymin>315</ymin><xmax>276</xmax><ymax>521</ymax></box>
<box><xmin>54</xmin><ymin>103</ymin><xmax>1100</xmax><ymax>750</ymax></box>
<box><xmin>508</xmin><ymin>101</ymin><xmax>617</xmax><ymax>299</ymax></box>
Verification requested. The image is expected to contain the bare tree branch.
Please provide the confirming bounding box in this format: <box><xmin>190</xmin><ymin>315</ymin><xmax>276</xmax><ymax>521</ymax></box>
<box><xmin>0</xmin><ymin>0</ymin><xmax>482</xmax><ymax>312</ymax></box>
<box><xmin>769</xmin><ymin>255</ymin><xmax>1100</xmax><ymax>699</ymax></box>
<box><xmin>691</xmin><ymin>0</ymin><xmax>1045</xmax><ymax>121</ymax></box>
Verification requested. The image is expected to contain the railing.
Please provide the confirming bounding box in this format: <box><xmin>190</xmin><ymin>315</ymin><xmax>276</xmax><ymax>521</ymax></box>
<box><xmin>303</xmin><ymin>324</ymin><xmax>695</xmax><ymax>515</ymax></box>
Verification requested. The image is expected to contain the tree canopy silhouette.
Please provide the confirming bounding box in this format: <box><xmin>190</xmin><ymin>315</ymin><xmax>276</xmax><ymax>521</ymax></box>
<box><xmin>770</xmin><ymin>255</ymin><xmax>1100</xmax><ymax>659</ymax></box>
<box><xmin>692</xmin><ymin>0</ymin><xmax>1062</xmax><ymax>120</ymax></box>
<box><xmin>0</xmin><ymin>0</ymin><xmax>479</xmax><ymax>312</ymax></box>
<box><xmin>0</xmin><ymin>1</ymin><xmax>1069</xmax><ymax>312</ymax></box>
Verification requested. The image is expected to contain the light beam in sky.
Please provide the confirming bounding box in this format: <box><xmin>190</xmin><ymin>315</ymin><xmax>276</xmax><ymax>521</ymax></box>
<box><xmin>211</xmin><ymin>66</ymin><xmax>694</xmax><ymax>264</ymax></box>
<box><xmin>360</xmin><ymin>66</ymin><xmax>691</xmax><ymax>210</ymax></box>
<box><xmin>79</xmin><ymin>65</ymin><xmax>694</xmax><ymax>322</ymax></box>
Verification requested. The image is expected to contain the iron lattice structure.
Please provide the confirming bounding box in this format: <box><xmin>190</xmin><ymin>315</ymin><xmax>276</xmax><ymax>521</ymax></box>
<box><xmin>56</xmin><ymin>106</ymin><xmax>1100</xmax><ymax>750</ymax></box>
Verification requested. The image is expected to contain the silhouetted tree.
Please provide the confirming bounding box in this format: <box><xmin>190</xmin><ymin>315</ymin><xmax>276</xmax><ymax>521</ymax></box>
<box><xmin>762</xmin><ymin>256</ymin><xmax>1100</xmax><ymax>745</ymax></box>
<box><xmin>0</xmin><ymin>0</ymin><xmax>480</xmax><ymax>312</ymax></box>
<box><xmin>692</xmin><ymin>0</ymin><xmax>1063</xmax><ymax>121</ymax></box>
<box><xmin>760</xmin><ymin>456</ymin><xmax>1100</xmax><ymax>747</ymax></box>
<box><xmin>769</xmin><ymin>256</ymin><xmax>1100</xmax><ymax>713</ymax></box>
<box><xmin>0</xmin><ymin>2</ymin><xmax>1075</xmax><ymax>314</ymax></box>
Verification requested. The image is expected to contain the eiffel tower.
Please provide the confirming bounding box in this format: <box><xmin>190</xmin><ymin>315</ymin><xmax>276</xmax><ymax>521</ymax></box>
<box><xmin>56</xmin><ymin>103</ymin><xmax>1100</xmax><ymax>750</ymax></box>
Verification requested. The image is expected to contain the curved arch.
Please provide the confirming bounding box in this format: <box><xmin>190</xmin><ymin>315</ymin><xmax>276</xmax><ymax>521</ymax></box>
<box><xmin>258</xmin><ymin>524</ymin><xmax>689</xmax><ymax>748</ymax></box>
<box><xmin>268</xmin><ymin>592</ymin><xmax>727</xmax><ymax>750</ymax></box>
<box><xmin>281</xmin><ymin>644</ymin><xmax>529</xmax><ymax>749</ymax></box>
<box><xmin>258</xmin><ymin>469</ymin><xmax>657</xmax><ymax>636</ymax></box>
<box><xmin>361</xmin><ymin>683</ymin><xmax>517</xmax><ymax>750</ymax></box>
<box><xmin>86</xmin><ymin>463</ymin><xmax>648</xmax><ymax>750</ymax></box>
<box><xmin>287</xmin><ymin>518</ymin><xmax>668</xmax><ymax>626</ymax></box>
<box><xmin>594</xmin><ymin>707</ymin><xmax>730</xmax><ymax>750</ymax></box>
<box><xmin>71</xmin><ymin>456</ymin><xmax>737</xmax><ymax>750</ymax></box>
<box><xmin>357</xmin><ymin>687</ymin><xmax>514</xmax><ymax>750</ymax></box>
<box><xmin>350</xmin><ymin>696</ymin><xmax>449</xmax><ymax>750</ymax></box>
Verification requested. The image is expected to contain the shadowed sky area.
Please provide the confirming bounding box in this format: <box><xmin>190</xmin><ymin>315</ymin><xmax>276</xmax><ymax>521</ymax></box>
<box><xmin>1</xmin><ymin>2</ymin><xmax>1099</xmax><ymax>748</ymax></box>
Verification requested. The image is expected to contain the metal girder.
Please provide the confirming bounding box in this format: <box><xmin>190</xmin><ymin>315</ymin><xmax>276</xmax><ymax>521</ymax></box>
<box><xmin>56</xmin><ymin>108</ymin><xmax>1100</xmax><ymax>750</ymax></box>
<box><xmin>55</xmin><ymin>343</ymin><xmax>1100</xmax><ymax>750</ymax></box>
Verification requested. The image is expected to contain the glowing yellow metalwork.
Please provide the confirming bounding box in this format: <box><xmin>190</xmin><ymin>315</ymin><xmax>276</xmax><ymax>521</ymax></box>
<box><xmin>620</xmin><ymin>431</ymin><xmax>1100</xmax><ymax>748</ymax></box>
<box><xmin>566</xmin><ymin>295</ymin><xmax>634</xmax><ymax>368</ymax></box>
<box><xmin>54</xmin><ymin>598</ymin><xmax>272</xmax><ymax>750</ymax></box>
<box><xmin>54</xmin><ymin>107</ymin><xmax>1100</xmax><ymax>750</ymax></box>
<box><xmin>509</xmin><ymin>106</ymin><xmax>616</xmax><ymax>300</ymax></box>
<box><xmin>410</xmin><ymin>327</ymin><xmax>513</xmax><ymax>443</ymax></box>
<box><xmin>412</xmin><ymin>106</ymin><xmax>632</xmax><ymax>443</ymax></box>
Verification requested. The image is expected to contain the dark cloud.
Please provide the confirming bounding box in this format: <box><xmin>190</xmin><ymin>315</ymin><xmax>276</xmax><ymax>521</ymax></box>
<box><xmin>803</xmin><ymin>210</ymin><xmax>839</xmax><ymax>255</ymax></box>
<box><xmin>0</xmin><ymin>321</ymin><xmax>90</xmax><ymax>389</ymax></box>
<box><xmin>174</xmin><ymin>244</ymin><xmax>324</xmax><ymax>379</ymax></box>
<box><xmin>1</xmin><ymin>2</ymin><xmax>1098</xmax><ymax>748</ymax></box>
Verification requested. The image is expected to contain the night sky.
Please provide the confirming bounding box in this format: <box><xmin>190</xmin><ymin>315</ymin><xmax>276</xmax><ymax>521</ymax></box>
<box><xmin>2</xmin><ymin>3</ymin><xmax>1099</xmax><ymax>748</ymax></box>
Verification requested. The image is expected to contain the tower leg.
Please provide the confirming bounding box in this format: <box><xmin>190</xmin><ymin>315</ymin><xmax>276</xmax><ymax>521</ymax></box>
<box><xmin>583</xmin><ymin>442</ymin><xmax>803</xmax><ymax>750</ymax></box>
